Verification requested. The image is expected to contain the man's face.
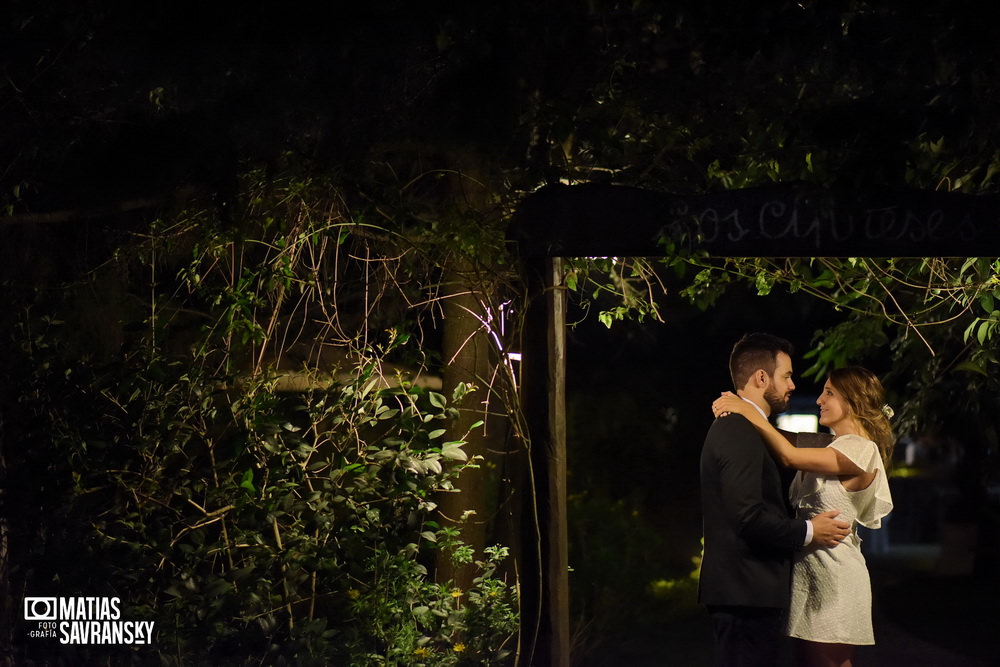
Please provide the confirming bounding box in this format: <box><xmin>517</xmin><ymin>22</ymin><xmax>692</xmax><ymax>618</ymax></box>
<box><xmin>763</xmin><ymin>351</ymin><xmax>795</xmax><ymax>414</ymax></box>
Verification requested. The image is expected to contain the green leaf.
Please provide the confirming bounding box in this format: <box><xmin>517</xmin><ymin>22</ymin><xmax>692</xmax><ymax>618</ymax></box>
<box><xmin>240</xmin><ymin>469</ymin><xmax>256</xmax><ymax>494</ymax></box>
<box><xmin>441</xmin><ymin>441</ymin><xmax>468</xmax><ymax>462</ymax></box>
<box><xmin>980</xmin><ymin>293</ymin><xmax>995</xmax><ymax>313</ymax></box>
<box><xmin>360</xmin><ymin>377</ymin><xmax>380</xmax><ymax>398</ymax></box>
<box><xmin>428</xmin><ymin>428</ymin><xmax>446</xmax><ymax>439</ymax></box>
<box><xmin>964</xmin><ymin>319</ymin><xmax>978</xmax><ymax>343</ymax></box>
<box><xmin>755</xmin><ymin>271</ymin><xmax>774</xmax><ymax>296</ymax></box>
<box><xmin>428</xmin><ymin>391</ymin><xmax>446</xmax><ymax>409</ymax></box>
<box><xmin>955</xmin><ymin>360</ymin><xmax>989</xmax><ymax>376</ymax></box>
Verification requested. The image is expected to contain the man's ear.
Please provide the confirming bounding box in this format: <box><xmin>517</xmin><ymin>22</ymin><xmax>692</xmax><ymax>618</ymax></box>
<box><xmin>753</xmin><ymin>369</ymin><xmax>769</xmax><ymax>388</ymax></box>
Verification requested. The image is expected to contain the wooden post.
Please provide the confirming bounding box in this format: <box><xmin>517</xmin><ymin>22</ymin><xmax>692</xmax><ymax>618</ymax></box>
<box><xmin>519</xmin><ymin>255</ymin><xmax>570</xmax><ymax>667</ymax></box>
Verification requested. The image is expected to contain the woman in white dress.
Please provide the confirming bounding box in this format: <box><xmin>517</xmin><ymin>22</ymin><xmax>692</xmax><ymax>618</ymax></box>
<box><xmin>712</xmin><ymin>366</ymin><xmax>894</xmax><ymax>667</ymax></box>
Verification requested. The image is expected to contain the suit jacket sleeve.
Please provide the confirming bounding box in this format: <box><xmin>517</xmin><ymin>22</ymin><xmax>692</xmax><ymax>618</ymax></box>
<box><xmin>711</xmin><ymin>415</ymin><xmax>806</xmax><ymax>549</ymax></box>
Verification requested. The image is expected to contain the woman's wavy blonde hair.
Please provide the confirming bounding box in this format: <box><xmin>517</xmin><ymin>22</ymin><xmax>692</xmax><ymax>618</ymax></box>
<box><xmin>828</xmin><ymin>366</ymin><xmax>895</xmax><ymax>466</ymax></box>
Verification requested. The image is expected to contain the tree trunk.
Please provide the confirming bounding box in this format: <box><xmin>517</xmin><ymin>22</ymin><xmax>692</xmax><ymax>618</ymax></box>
<box><xmin>436</xmin><ymin>261</ymin><xmax>507</xmax><ymax>588</ymax></box>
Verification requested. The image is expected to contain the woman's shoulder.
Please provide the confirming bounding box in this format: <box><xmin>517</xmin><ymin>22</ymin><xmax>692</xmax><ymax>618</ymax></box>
<box><xmin>829</xmin><ymin>433</ymin><xmax>880</xmax><ymax>469</ymax></box>
<box><xmin>829</xmin><ymin>433</ymin><xmax>878</xmax><ymax>455</ymax></box>
<box><xmin>830</xmin><ymin>433</ymin><xmax>875</xmax><ymax>447</ymax></box>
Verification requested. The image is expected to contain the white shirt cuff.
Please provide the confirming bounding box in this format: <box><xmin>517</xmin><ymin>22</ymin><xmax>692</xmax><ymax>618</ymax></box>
<box><xmin>804</xmin><ymin>520</ymin><xmax>814</xmax><ymax>546</ymax></box>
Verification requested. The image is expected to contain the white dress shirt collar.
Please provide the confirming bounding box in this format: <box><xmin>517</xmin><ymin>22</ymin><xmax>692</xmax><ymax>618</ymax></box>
<box><xmin>740</xmin><ymin>395</ymin><xmax>769</xmax><ymax>420</ymax></box>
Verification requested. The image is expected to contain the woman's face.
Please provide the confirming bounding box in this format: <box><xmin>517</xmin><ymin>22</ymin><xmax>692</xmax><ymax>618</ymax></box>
<box><xmin>816</xmin><ymin>379</ymin><xmax>850</xmax><ymax>431</ymax></box>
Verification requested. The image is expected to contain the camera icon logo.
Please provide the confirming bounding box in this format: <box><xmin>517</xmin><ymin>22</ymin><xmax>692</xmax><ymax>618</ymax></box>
<box><xmin>24</xmin><ymin>597</ymin><xmax>58</xmax><ymax>621</ymax></box>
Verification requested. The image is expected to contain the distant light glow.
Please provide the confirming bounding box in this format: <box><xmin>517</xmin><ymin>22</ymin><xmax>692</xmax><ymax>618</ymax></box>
<box><xmin>507</xmin><ymin>352</ymin><xmax>522</xmax><ymax>362</ymax></box>
<box><xmin>776</xmin><ymin>413</ymin><xmax>819</xmax><ymax>433</ymax></box>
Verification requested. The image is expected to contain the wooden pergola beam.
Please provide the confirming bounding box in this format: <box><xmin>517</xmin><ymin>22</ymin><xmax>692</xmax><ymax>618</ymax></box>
<box><xmin>512</xmin><ymin>182</ymin><xmax>1000</xmax><ymax>258</ymax></box>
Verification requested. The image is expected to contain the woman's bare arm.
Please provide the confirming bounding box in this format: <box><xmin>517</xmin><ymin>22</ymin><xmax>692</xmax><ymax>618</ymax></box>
<box><xmin>712</xmin><ymin>394</ymin><xmax>863</xmax><ymax>476</ymax></box>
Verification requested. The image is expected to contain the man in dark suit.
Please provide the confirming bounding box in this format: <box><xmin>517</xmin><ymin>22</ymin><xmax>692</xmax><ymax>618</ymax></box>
<box><xmin>699</xmin><ymin>333</ymin><xmax>850</xmax><ymax>667</ymax></box>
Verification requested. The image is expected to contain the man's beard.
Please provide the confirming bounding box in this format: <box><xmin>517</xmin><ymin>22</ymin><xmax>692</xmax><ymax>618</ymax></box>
<box><xmin>764</xmin><ymin>386</ymin><xmax>790</xmax><ymax>414</ymax></box>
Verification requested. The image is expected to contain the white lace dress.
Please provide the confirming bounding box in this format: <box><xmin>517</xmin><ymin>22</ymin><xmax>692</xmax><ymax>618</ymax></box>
<box><xmin>787</xmin><ymin>434</ymin><xmax>894</xmax><ymax>645</ymax></box>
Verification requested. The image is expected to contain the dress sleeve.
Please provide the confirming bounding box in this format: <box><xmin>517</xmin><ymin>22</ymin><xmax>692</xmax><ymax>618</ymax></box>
<box><xmin>831</xmin><ymin>434</ymin><xmax>894</xmax><ymax>528</ymax></box>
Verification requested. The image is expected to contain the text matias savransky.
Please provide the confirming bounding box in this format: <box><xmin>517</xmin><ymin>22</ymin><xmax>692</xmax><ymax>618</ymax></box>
<box><xmin>25</xmin><ymin>596</ymin><xmax>155</xmax><ymax>645</ymax></box>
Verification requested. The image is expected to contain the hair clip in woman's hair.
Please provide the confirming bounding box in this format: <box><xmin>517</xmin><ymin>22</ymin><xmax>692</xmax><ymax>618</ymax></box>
<box><xmin>881</xmin><ymin>404</ymin><xmax>894</xmax><ymax>419</ymax></box>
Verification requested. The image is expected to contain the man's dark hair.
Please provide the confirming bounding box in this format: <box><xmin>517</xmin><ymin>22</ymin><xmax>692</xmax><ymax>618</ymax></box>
<box><xmin>729</xmin><ymin>333</ymin><xmax>794</xmax><ymax>390</ymax></box>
